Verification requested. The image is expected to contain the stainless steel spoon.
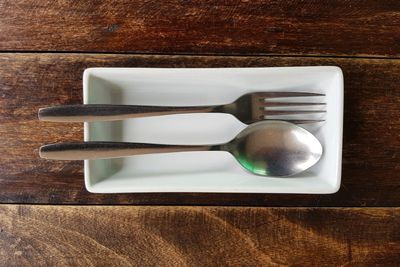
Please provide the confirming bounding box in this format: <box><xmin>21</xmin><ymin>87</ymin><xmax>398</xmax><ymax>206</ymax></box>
<box><xmin>39</xmin><ymin>121</ymin><xmax>322</xmax><ymax>176</ymax></box>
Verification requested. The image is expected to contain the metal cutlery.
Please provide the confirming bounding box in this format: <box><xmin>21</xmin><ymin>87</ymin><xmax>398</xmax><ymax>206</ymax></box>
<box><xmin>39</xmin><ymin>121</ymin><xmax>322</xmax><ymax>177</ymax></box>
<box><xmin>38</xmin><ymin>92</ymin><xmax>326</xmax><ymax>124</ymax></box>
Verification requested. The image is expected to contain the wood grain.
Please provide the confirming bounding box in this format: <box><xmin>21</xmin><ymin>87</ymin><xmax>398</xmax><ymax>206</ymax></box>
<box><xmin>0</xmin><ymin>205</ymin><xmax>398</xmax><ymax>266</ymax></box>
<box><xmin>0</xmin><ymin>53</ymin><xmax>400</xmax><ymax>206</ymax></box>
<box><xmin>0</xmin><ymin>0</ymin><xmax>399</xmax><ymax>57</ymax></box>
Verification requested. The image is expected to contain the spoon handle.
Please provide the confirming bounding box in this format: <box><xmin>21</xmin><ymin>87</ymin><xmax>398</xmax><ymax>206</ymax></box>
<box><xmin>39</xmin><ymin>142</ymin><xmax>219</xmax><ymax>160</ymax></box>
<box><xmin>38</xmin><ymin>104</ymin><xmax>218</xmax><ymax>122</ymax></box>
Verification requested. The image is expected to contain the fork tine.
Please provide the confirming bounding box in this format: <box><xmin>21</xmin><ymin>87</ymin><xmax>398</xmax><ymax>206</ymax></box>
<box><xmin>263</xmin><ymin>119</ymin><xmax>325</xmax><ymax>124</ymax></box>
<box><xmin>262</xmin><ymin>110</ymin><xmax>326</xmax><ymax>115</ymax></box>
<box><xmin>255</xmin><ymin>92</ymin><xmax>325</xmax><ymax>99</ymax></box>
<box><xmin>259</xmin><ymin>101</ymin><xmax>326</xmax><ymax>106</ymax></box>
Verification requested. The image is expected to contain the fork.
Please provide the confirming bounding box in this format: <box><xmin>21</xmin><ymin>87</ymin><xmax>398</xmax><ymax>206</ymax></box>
<box><xmin>38</xmin><ymin>92</ymin><xmax>326</xmax><ymax>124</ymax></box>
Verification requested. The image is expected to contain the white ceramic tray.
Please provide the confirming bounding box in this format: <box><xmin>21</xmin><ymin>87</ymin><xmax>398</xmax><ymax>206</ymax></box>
<box><xmin>83</xmin><ymin>67</ymin><xmax>343</xmax><ymax>194</ymax></box>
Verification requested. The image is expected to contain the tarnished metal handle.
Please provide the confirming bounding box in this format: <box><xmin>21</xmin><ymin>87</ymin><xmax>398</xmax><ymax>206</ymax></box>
<box><xmin>38</xmin><ymin>104</ymin><xmax>217</xmax><ymax>122</ymax></box>
<box><xmin>39</xmin><ymin>141</ymin><xmax>216</xmax><ymax>160</ymax></box>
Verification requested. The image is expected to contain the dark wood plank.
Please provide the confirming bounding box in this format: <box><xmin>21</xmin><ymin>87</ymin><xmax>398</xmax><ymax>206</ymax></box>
<box><xmin>0</xmin><ymin>205</ymin><xmax>399</xmax><ymax>266</ymax></box>
<box><xmin>0</xmin><ymin>53</ymin><xmax>400</xmax><ymax>206</ymax></box>
<box><xmin>0</xmin><ymin>0</ymin><xmax>399</xmax><ymax>56</ymax></box>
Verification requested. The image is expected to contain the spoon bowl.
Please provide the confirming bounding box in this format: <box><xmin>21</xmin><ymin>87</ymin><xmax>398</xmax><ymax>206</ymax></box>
<box><xmin>226</xmin><ymin>121</ymin><xmax>322</xmax><ymax>176</ymax></box>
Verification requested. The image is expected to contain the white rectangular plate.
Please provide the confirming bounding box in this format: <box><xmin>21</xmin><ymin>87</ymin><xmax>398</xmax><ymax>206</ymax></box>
<box><xmin>83</xmin><ymin>67</ymin><xmax>343</xmax><ymax>194</ymax></box>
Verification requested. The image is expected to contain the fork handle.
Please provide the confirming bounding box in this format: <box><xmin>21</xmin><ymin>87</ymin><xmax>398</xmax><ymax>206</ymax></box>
<box><xmin>38</xmin><ymin>104</ymin><xmax>220</xmax><ymax>122</ymax></box>
<box><xmin>40</xmin><ymin>142</ymin><xmax>219</xmax><ymax>160</ymax></box>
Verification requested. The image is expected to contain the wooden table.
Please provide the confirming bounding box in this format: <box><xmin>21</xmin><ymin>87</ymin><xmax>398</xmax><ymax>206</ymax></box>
<box><xmin>0</xmin><ymin>1</ymin><xmax>399</xmax><ymax>265</ymax></box>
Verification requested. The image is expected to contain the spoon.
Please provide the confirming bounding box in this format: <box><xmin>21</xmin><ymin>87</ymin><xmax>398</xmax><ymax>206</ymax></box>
<box><xmin>39</xmin><ymin>121</ymin><xmax>322</xmax><ymax>176</ymax></box>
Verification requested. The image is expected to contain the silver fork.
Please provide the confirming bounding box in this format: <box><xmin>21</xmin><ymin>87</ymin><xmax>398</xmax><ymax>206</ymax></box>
<box><xmin>38</xmin><ymin>92</ymin><xmax>325</xmax><ymax>124</ymax></box>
